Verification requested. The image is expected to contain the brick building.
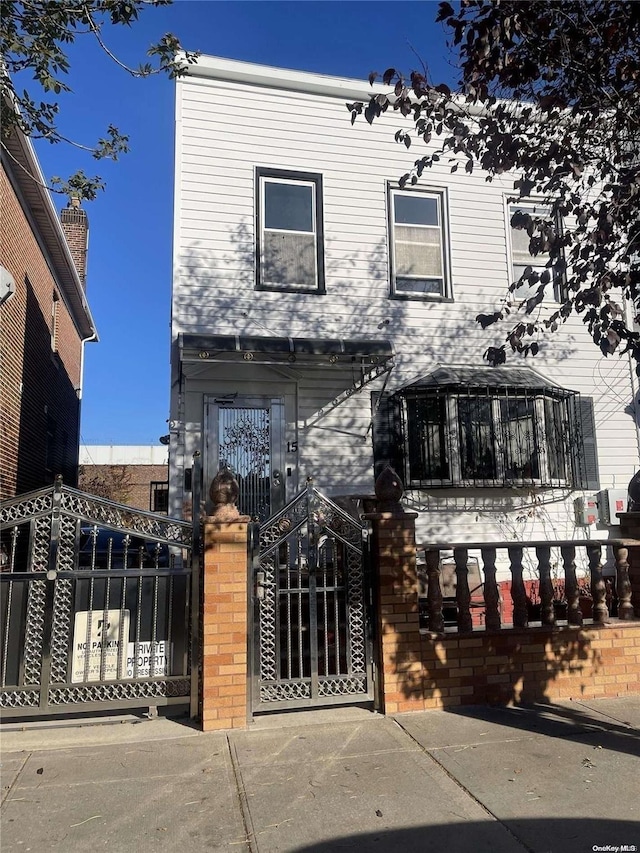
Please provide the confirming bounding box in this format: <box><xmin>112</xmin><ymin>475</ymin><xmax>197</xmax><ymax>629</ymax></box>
<box><xmin>78</xmin><ymin>446</ymin><xmax>169</xmax><ymax>512</ymax></box>
<box><xmin>0</xmin><ymin>123</ymin><xmax>97</xmax><ymax>499</ymax></box>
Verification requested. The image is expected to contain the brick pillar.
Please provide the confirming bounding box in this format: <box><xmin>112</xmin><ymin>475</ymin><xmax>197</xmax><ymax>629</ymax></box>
<box><xmin>365</xmin><ymin>466</ymin><xmax>424</xmax><ymax>714</ymax></box>
<box><xmin>201</xmin><ymin>519</ymin><xmax>249</xmax><ymax>730</ymax></box>
<box><xmin>618</xmin><ymin>512</ymin><xmax>640</xmax><ymax>617</ymax></box>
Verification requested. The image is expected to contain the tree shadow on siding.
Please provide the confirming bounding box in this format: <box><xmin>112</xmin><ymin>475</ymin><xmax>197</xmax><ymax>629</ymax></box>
<box><xmin>178</xmin><ymin>220</ymin><xmax>578</xmax><ymax>513</ymax></box>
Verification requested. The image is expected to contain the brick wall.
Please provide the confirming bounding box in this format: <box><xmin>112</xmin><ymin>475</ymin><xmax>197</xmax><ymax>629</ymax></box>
<box><xmin>78</xmin><ymin>463</ymin><xmax>168</xmax><ymax>511</ymax></box>
<box><xmin>370</xmin><ymin>511</ymin><xmax>425</xmax><ymax>713</ymax></box>
<box><xmin>0</xmin><ymin>164</ymin><xmax>83</xmax><ymax>499</ymax></box>
<box><xmin>189</xmin><ymin>478</ymin><xmax>640</xmax><ymax>730</ymax></box>
<box><xmin>382</xmin><ymin>625</ymin><xmax>640</xmax><ymax>713</ymax></box>
<box><xmin>371</xmin><ymin>500</ymin><xmax>640</xmax><ymax>715</ymax></box>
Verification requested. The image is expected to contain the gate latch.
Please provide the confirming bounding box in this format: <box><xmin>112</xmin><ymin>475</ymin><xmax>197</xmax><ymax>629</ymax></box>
<box><xmin>256</xmin><ymin>570</ymin><xmax>266</xmax><ymax>600</ymax></box>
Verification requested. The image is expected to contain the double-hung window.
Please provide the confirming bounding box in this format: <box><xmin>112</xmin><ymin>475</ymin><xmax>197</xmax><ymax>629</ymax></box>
<box><xmin>404</xmin><ymin>390</ymin><xmax>560</xmax><ymax>487</ymax></box>
<box><xmin>389</xmin><ymin>187</ymin><xmax>450</xmax><ymax>298</ymax></box>
<box><xmin>508</xmin><ymin>200</ymin><xmax>563</xmax><ymax>302</ymax></box>
<box><xmin>256</xmin><ymin>168</ymin><xmax>324</xmax><ymax>293</ymax></box>
<box><xmin>372</xmin><ymin>368</ymin><xmax>599</xmax><ymax>490</ymax></box>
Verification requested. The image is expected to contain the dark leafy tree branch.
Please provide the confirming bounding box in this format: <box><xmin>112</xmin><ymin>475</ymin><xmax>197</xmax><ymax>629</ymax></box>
<box><xmin>78</xmin><ymin>464</ymin><xmax>133</xmax><ymax>503</ymax></box>
<box><xmin>349</xmin><ymin>1</ymin><xmax>640</xmax><ymax>370</ymax></box>
<box><xmin>0</xmin><ymin>0</ymin><xmax>198</xmax><ymax>200</ymax></box>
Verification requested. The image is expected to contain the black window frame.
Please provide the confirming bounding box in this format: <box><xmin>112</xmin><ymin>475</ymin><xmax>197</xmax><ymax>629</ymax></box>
<box><xmin>372</xmin><ymin>387</ymin><xmax>598</xmax><ymax>491</ymax></box>
<box><xmin>150</xmin><ymin>481</ymin><xmax>169</xmax><ymax>514</ymax></box>
<box><xmin>388</xmin><ymin>183</ymin><xmax>452</xmax><ymax>301</ymax></box>
<box><xmin>255</xmin><ymin>167</ymin><xmax>325</xmax><ymax>294</ymax></box>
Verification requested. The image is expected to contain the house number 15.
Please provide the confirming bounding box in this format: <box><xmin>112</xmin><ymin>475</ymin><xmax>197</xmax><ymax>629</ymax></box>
<box><xmin>287</xmin><ymin>441</ymin><xmax>298</xmax><ymax>453</ymax></box>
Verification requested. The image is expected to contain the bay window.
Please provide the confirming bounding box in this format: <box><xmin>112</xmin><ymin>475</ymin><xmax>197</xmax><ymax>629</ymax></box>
<box><xmin>372</xmin><ymin>367</ymin><xmax>598</xmax><ymax>490</ymax></box>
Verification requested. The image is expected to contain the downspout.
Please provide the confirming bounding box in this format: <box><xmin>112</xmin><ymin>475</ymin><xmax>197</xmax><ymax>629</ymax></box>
<box><xmin>74</xmin><ymin>330</ymin><xmax>97</xmax><ymax>486</ymax></box>
<box><xmin>77</xmin><ymin>331</ymin><xmax>98</xmax><ymax>401</ymax></box>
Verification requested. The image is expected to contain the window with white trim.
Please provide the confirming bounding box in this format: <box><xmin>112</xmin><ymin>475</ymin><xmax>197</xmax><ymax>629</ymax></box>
<box><xmin>389</xmin><ymin>187</ymin><xmax>450</xmax><ymax>298</ymax></box>
<box><xmin>256</xmin><ymin>168</ymin><xmax>324</xmax><ymax>293</ymax></box>
<box><xmin>508</xmin><ymin>200</ymin><xmax>564</xmax><ymax>302</ymax></box>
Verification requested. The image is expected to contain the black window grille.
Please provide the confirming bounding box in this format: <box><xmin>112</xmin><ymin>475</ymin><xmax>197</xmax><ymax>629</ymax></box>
<box><xmin>372</xmin><ymin>369</ymin><xmax>599</xmax><ymax>490</ymax></box>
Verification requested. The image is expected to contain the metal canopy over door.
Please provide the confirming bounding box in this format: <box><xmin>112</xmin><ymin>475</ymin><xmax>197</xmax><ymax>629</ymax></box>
<box><xmin>206</xmin><ymin>396</ymin><xmax>286</xmax><ymax>522</ymax></box>
<box><xmin>249</xmin><ymin>481</ymin><xmax>373</xmax><ymax>712</ymax></box>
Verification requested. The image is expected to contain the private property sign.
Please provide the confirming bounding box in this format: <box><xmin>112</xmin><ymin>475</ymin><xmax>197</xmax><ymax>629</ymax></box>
<box><xmin>126</xmin><ymin>640</ymin><xmax>171</xmax><ymax>678</ymax></box>
<box><xmin>72</xmin><ymin>611</ymin><xmax>171</xmax><ymax>682</ymax></box>
<box><xmin>72</xmin><ymin>610</ymin><xmax>130</xmax><ymax>683</ymax></box>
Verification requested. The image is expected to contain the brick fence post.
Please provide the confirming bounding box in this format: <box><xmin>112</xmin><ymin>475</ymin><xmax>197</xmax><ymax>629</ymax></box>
<box><xmin>200</xmin><ymin>470</ymin><xmax>250</xmax><ymax>731</ymax></box>
<box><xmin>364</xmin><ymin>466</ymin><xmax>424</xmax><ymax>714</ymax></box>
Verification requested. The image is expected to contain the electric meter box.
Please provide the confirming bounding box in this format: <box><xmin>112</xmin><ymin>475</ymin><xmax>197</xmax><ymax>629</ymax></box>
<box><xmin>574</xmin><ymin>495</ymin><xmax>599</xmax><ymax>526</ymax></box>
<box><xmin>599</xmin><ymin>489</ymin><xmax>628</xmax><ymax>526</ymax></box>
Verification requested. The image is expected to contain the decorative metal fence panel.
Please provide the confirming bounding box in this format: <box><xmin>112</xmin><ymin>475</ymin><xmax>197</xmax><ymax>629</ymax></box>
<box><xmin>249</xmin><ymin>481</ymin><xmax>373</xmax><ymax>712</ymax></box>
<box><xmin>0</xmin><ymin>479</ymin><xmax>194</xmax><ymax>718</ymax></box>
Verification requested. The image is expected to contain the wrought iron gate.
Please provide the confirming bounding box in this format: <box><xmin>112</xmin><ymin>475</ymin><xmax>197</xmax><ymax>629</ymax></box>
<box><xmin>249</xmin><ymin>481</ymin><xmax>373</xmax><ymax>712</ymax></box>
<box><xmin>0</xmin><ymin>479</ymin><xmax>194</xmax><ymax>718</ymax></box>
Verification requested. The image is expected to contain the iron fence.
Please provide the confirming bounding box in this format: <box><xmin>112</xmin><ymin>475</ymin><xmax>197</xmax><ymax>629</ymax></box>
<box><xmin>0</xmin><ymin>477</ymin><xmax>195</xmax><ymax>718</ymax></box>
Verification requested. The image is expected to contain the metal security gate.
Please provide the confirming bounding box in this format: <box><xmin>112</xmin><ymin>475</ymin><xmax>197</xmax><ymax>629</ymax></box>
<box><xmin>0</xmin><ymin>478</ymin><xmax>194</xmax><ymax>718</ymax></box>
<box><xmin>249</xmin><ymin>481</ymin><xmax>373</xmax><ymax>712</ymax></box>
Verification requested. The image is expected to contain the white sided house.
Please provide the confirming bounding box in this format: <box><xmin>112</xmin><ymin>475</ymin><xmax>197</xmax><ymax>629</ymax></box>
<box><xmin>170</xmin><ymin>55</ymin><xmax>639</xmax><ymax>553</ymax></box>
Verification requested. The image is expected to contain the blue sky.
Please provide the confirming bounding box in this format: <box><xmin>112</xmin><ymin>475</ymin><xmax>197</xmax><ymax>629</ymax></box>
<box><xmin>32</xmin><ymin>0</ymin><xmax>454</xmax><ymax>446</ymax></box>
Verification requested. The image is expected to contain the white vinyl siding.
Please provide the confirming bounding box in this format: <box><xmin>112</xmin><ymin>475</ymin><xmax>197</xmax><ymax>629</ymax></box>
<box><xmin>170</xmin><ymin>66</ymin><xmax>639</xmax><ymax>544</ymax></box>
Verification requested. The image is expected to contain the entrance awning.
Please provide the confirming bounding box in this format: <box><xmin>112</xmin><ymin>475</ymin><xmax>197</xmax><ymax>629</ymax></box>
<box><xmin>179</xmin><ymin>333</ymin><xmax>393</xmax><ymax>368</ymax></box>
<box><xmin>178</xmin><ymin>333</ymin><xmax>395</xmax><ymax>427</ymax></box>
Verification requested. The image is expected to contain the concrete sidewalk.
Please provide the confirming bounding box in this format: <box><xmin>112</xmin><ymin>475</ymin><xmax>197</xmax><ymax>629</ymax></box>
<box><xmin>1</xmin><ymin>697</ymin><xmax>639</xmax><ymax>853</ymax></box>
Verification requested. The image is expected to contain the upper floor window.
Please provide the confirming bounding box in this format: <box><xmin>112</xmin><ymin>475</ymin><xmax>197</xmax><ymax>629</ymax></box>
<box><xmin>508</xmin><ymin>201</ymin><xmax>564</xmax><ymax>302</ymax></box>
<box><xmin>256</xmin><ymin>168</ymin><xmax>324</xmax><ymax>293</ymax></box>
<box><xmin>389</xmin><ymin>187</ymin><xmax>451</xmax><ymax>299</ymax></box>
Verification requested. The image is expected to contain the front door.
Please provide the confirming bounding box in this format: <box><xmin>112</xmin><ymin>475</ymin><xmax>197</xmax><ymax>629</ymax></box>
<box><xmin>206</xmin><ymin>396</ymin><xmax>285</xmax><ymax>521</ymax></box>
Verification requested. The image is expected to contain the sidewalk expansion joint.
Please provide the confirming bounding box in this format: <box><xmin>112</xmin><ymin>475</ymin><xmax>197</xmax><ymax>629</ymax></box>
<box><xmin>391</xmin><ymin>718</ymin><xmax>534</xmax><ymax>853</ymax></box>
<box><xmin>1</xmin><ymin>752</ymin><xmax>31</xmax><ymax>806</ymax></box>
<box><xmin>570</xmin><ymin>699</ymin><xmax>636</xmax><ymax>729</ymax></box>
<box><xmin>226</xmin><ymin>734</ymin><xmax>257</xmax><ymax>853</ymax></box>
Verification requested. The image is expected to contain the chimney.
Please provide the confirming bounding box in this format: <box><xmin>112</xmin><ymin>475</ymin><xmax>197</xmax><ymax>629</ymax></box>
<box><xmin>60</xmin><ymin>197</ymin><xmax>89</xmax><ymax>289</ymax></box>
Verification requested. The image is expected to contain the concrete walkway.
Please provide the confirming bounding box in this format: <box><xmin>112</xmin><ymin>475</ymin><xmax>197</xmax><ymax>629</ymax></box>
<box><xmin>1</xmin><ymin>697</ymin><xmax>639</xmax><ymax>853</ymax></box>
